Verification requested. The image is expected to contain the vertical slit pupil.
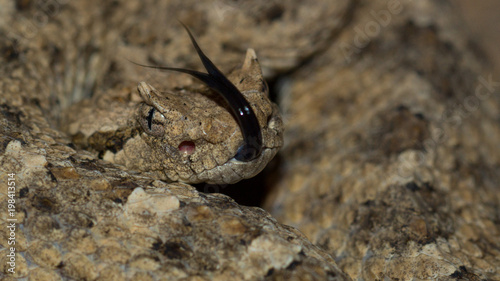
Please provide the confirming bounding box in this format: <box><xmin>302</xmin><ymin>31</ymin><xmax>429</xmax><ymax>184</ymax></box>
<box><xmin>147</xmin><ymin>107</ymin><xmax>155</xmax><ymax>131</ymax></box>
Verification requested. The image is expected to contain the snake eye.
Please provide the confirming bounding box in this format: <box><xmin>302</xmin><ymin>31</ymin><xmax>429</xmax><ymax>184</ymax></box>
<box><xmin>138</xmin><ymin>104</ymin><xmax>166</xmax><ymax>137</ymax></box>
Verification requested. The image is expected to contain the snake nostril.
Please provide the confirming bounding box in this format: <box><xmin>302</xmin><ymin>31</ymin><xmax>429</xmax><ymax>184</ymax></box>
<box><xmin>178</xmin><ymin>141</ymin><xmax>196</xmax><ymax>156</ymax></box>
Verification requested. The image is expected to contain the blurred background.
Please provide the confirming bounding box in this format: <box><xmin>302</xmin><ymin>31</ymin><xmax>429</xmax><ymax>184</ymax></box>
<box><xmin>457</xmin><ymin>0</ymin><xmax>500</xmax><ymax>77</ymax></box>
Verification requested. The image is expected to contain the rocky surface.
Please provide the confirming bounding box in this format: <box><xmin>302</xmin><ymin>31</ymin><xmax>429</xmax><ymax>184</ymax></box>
<box><xmin>265</xmin><ymin>0</ymin><xmax>500</xmax><ymax>280</ymax></box>
<box><xmin>0</xmin><ymin>0</ymin><xmax>351</xmax><ymax>280</ymax></box>
<box><xmin>0</xmin><ymin>0</ymin><xmax>499</xmax><ymax>280</ymax></box>
<box><xmin>0</xmin><ymin>137</ymin><xmax>348</xmax><ymax>280</ymax></box>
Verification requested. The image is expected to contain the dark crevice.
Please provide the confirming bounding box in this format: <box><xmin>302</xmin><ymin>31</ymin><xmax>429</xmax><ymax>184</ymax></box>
<box><xmin>200</xmin><ymin>1</ymin><xmax>359</xmax><ymax>207</ymax></box>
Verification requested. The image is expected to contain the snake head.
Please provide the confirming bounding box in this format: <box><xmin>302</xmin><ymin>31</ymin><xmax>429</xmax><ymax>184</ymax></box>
<box><xmin>128</xmin><ymin>48</ymin><xmax>283</xmax><ymax>184</ymax></box>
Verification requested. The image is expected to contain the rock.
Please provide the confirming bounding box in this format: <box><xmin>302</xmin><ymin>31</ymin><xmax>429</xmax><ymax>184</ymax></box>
<box><xmin>265</xmin><ymin>0</ymin><xmax>500</xmax><ymax>280</ymax></box>
<box><xmin>1</xmin><ymin>0</ymin><xmax>499</xmax><ymax>280</ymax></box>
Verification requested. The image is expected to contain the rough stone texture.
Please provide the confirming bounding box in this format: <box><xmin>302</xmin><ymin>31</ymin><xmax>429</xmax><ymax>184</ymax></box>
<box><xmin>264</xmin><ymin>0</ymin><xmax>500</xmax><ymax>280</ymax></box>
<box><xmin>456</xmin><ymin>0</ymin><xmax>500</xmax><ymax>78</ymax></box>
<box><xmin>0</xmin><ymin>0</ymin><xmax>499</xmax><ymax>281</ymax></box>
<box><xmin>0</xmin><ymin>138</ymin><xmax>347</xmax><ymax>280</ymax></box>
<box><xmin>0</xmin><ymin>0</ymin><xmax>351</xmax><ymax>280</ymax></box>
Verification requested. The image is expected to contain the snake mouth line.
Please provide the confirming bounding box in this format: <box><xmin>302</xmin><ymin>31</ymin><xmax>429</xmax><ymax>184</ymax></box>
<box><xmin>130</xmin><ymin>23</ymin><xmax>263</xmax><ymax>162</ymax></box>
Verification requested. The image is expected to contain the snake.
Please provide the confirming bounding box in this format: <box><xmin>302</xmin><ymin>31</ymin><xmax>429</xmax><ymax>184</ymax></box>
<box><xmin>63</xmin><ymin>24</ymin><xmax>284</xmax><ymax>184</ymax></box>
